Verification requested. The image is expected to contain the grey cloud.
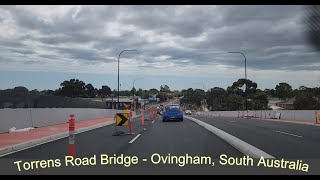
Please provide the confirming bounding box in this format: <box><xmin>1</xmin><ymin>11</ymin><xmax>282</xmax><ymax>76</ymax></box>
<box><xmin>0</xmin><ymin>5</ymin><xmax>318</xmax><ymax>72</ymax></box>
<box><xmin>10</xmin><ymin>49</ymin><xmax>34</xmax><ymax>55</ymax></box>
<box><xmin>23</xmin><ymin>60</ymin><xmax>44</xmax><ymax>64</ymax></box>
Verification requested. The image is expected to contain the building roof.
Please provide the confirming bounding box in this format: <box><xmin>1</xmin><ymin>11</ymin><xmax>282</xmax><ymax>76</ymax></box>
<box><xmin>269</xmin><ymin>105</ymin><xmax>284</xmax><ymax>110</ymax></box>
<box><xmin>276</xmin><ymin>99</ymin><xmax>295</xmax><ymax>105</ymax></box>
<box><xmin>105</xmin><ymin>97</ymin><xmax>132</xmax><ymax>102</ymax></box>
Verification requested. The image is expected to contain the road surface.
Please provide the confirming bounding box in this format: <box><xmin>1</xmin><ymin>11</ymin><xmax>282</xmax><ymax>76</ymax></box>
<box><xmin>1</xmin><ymin>114</ymin><xmax>319</xmax><ymax>174</ymax></box>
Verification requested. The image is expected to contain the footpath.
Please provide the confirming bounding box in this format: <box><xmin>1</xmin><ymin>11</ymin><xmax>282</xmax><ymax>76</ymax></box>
<box><xmin>0</xmin><ymin>117</ymin><xmax>115</xmax><ymax>156</ymax></box>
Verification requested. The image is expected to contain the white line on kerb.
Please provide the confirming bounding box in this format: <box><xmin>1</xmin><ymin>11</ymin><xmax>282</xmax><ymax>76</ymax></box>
<box><xmin>185</xmin><ymin>116</ymin><xmax>274</xmax><ymax>159</ymax></box>
<box><xmin>275</xmin><ymin>130</ymin><xmax>303</xmax><ymax>138</ymax></box>
<box><xmin>129</xmin><ymin>134</ymin><xmax>141</xmax><ymax>144</ymax></box>
<box><xmin>152</xmin><ymin>120</ymin><xmax>155</xmax><ymax>123</ymax></box>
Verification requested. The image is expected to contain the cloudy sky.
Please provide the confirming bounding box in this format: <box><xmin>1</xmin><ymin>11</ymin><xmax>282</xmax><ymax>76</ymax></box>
<box><xmin>0</xmin><ymin>5</ymin><xmax>319</xmax><ymax>91</ymax></box>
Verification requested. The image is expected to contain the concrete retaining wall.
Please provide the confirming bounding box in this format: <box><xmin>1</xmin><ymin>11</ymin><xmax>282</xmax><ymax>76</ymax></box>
<box><xmin>196</xmin><ymin>110</ymin><xmax>318</xmax><ymax>123</ymax></box>
<box><xmin>0</xmin><ymin>108</ymin><xmax>123</xmax><ymax>133</ymax></box>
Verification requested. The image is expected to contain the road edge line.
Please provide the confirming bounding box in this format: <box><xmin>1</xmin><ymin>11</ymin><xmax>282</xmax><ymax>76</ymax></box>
<box><xmin>185</xmin><ymin>116</ymin><xmax>274</xmax><ymax>159</ymax></box>
<box><xmin>0</xmin><ymin>121</ymin><xmax>114</xmax><ymax>157</ymax></box>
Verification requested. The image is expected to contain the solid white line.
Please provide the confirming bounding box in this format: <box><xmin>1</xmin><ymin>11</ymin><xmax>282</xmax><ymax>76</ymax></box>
<box><xmin>129</xmin><ymin>134</ymin><xmax>141</xmax><ymax>144</ymax></box>
<box><xmin>152</xmin><ymin>120</ymin><xmax>155</xmax><ymax>123</ymax></box>
<box><xmin>275</xmin><ymin>130</ymin><xmax>303</xmax><ymax>138</ymax></box>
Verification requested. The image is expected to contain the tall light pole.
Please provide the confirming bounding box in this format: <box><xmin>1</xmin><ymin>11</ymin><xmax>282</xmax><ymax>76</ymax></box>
<box><xmin>228</xmin><ymin>51</ymin><xmax>247</xmax><ymax>111</ymax></box>
<box><xmin>132</xmin><ymin>78</ymin><xmax>143</xmax><ymax>111</ymax></box>
<box><xmin>118</xmin><ymin>50</ymin><xmax>137</xmax><ymax>109</ymax></box>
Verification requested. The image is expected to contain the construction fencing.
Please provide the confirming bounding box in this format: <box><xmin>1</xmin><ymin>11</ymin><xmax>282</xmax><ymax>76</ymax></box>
<box><xmin>195</xmin><ymin>110</ymin><xmax>319</xmax><ymax>123</ymax></box>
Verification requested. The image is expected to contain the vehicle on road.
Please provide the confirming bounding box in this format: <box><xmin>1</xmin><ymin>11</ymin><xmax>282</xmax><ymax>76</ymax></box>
<box><xmin>185</xmin><ymin>110</ymin><xmax>192</xmax><ymax>115</ymax></box>
<box><xmin>162</xmin><ymin>104</ymin><xmax>183</xmax><ymax>122</ymax></box>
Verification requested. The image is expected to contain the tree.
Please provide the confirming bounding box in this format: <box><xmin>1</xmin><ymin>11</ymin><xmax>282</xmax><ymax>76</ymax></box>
<box><xmin>275</xmin><ymin>82</ymin><xmax>293</xmax><ymax>100</ymax></box>
<box><xmin>294</xmin><ymin>92</ymin><xmax>319</xmax><ymax>110</ymax></box>
<box><xmin>149</xmin><ymin>88</ymin><xmax>159</xmax><ymax>95</ymax></box>
<box><xmin>252</xmin><ymin>92</ymin><xmax>269</xmax><ymax>110</ymax></box>
<box><xmin>224</xmin><ymin>94</ymin><xmax>244</xmax><ymax>111</ymax></box>
<box><xmin>98</xmin><ymin>85</ymin><xmax>112</xmax><ymax>98</ymax></box>
<box><xmin>59</xmin><ymin>79</ymin><xmax>86</xmax><ymax>98</ymax></box>
<box><xmin>30</xmin><ymin>89</ymin><xmax>40</xmax><ymax>95</ymax></box>
<box><xmin>94</xmin><ymin>88</ymin><xmax>99</xmax><ymax>97</ymax></box>
<box><xmin>13</xmin><ymin>86</ymin><xmax>29</xmax><ymax>94</ymax></box>
<box><xmin>206</xmin><ymin>87</ymin><xmax>226</xmax><ymax>111</ymax></box>
<box><xmin>41</xmin><ymin>89</ymin><xmax>54</xmax><ymax>96</ymax></box>
<box><xmin>156</xmin><ymin>93</ymin><xmax>167</xmax><ymax>102</ymax></box>
<box><xmin>84</xmin><ymin>83</ymin><xmax>95</xmax><ymax>98</ymax></box>
<box><xmin>164</xmin><ymin>85</ymin><xmax>170</xmax><ymax>93</ymax></box>
<box><xmin>160</xmin><ymin>85</ymin><xmax>170</xmax><ymax>93</ymax></box>
<box><xmin>264</xmin><ymin>88</ymin><xmax>276</xmax><ymax>97</ymax></box>
<box><xmin>226</xmin><ymin>78</ymin><xmax>257</xmax><ymax>98</ymax></box>
<box><xmin>131</xmin><ymin>87</ymin><xmax>136</xmax><ymax>95</ymax></box>
<box><xmin>172</xmin><ymin>90</ymin><xmax>182</xmax><ymax>97</ymax></box>
<box><xmin>135</xmin><ymin>88</ymin><xmax>143</xmax><ymax>97</ymax></box>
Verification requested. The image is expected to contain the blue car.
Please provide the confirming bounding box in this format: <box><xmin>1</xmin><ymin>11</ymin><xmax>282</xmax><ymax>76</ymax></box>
<box><xmin>162</xmin><ymin>104</ymin><xmax>183</xmax><ymax>122</ymax></box>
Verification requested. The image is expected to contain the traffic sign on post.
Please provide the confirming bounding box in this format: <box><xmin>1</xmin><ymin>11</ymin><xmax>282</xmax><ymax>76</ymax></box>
<box><xmin>115</xmin><ymin>113</ymin><xmax>129</xmax><ymax>126</ymax></box>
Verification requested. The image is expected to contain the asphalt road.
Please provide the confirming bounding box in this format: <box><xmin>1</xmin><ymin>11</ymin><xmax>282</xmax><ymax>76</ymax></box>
<box><xmin>1</xmin><ymin>112</ymin><xmax>319</xmax><ymax>174</ymax></box>
<box><xmin>0</xmin><ymin>113</ymin><xmax>245</xmax><ymax>174</ymax></box>
<box><xmin>190</xmin><ymin>115</ymin><xmax>320</xmax><ymax>159</ymax></box>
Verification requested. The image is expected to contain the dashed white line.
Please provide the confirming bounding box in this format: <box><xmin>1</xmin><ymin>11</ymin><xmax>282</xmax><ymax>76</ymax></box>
<box><xmin>129</xmin><ymin>134</ymin><xmax>141</xmax><ymax>144</ymax></box>
<box><xmin>152</xmin><ymin>120</ymin><xmax>155</xmax><ymax>123</ymax></box>
<box><xmin>275</xmin><ymin>130</ymin><xmax>303</xmax><ymax>138</ymax></box>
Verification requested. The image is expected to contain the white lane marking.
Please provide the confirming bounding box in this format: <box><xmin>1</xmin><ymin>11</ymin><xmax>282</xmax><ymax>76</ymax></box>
<box><xmin>185</xmin><ymin>116</ymin><xmax>274</xmax><ymax>159</ymax></box>
<box><xmin>129</xmin><ymin>134</ymin><xmax>141</xmax><ymax>144</ymax></box>
<box><xmin>275</xmin><ymin>130</ymin><xmax>303</xmax><ymax>138</ymax></box>
<box><xmin>152</xmin><ymin>120</ymin><xmax>155</xmax><ymax>123</ymax></box>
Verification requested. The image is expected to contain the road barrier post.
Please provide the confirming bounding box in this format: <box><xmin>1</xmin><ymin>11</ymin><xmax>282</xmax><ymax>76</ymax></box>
<box><xmin>129</xmin><ymin>121</ymin><xmax>133</xmax><ymax>134</ymax></box>
<box><xmin>68</xmin><ymin>114</ymin><xmax>75</xmax><ymax>157</ymax></box>
<box><xmin>142</xmin><ymin>108</ymin><xmax>145</xmax><ymax>126</ymax></box>
<box><xmin>316</xmin><ymin>112</ymin><xmax>320</xmax><ymax>124</ymax></box>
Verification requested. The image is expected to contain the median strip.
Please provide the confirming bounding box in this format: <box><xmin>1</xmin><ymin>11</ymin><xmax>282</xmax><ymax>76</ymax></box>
<box><xmin>185</xmin><ymin>116</ymin><xmax>274</xmax><ymax>159</ymax></box>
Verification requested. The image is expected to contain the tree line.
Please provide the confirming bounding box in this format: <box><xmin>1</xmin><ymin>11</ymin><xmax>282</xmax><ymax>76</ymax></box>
<box><xmin>1</xmin><ymin>78</ymin><xmax>319</xmax><ymax>110</ymax></box>
<box><xmin>180</xmin><ymin>79</ymin><xmax>320</xmax><ymax>111</ymax></box>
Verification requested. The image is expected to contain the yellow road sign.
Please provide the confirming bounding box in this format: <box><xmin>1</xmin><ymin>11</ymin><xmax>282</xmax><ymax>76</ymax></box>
<box><xmin>115</xmin><ymin>113</ymin><xmax>129</xmax><ymax>126</ymax></box>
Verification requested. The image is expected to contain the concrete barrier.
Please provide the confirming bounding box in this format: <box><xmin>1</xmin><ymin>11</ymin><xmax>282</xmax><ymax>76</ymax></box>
<box><xmin>0</xmin><ymin>108</ymin><xmax>121</xmax><ymax>133</ymax></box>
<box><xmin>197</xmin><ymin>110</ymin><xmax>318</xmax><ymax>123</ymax></box>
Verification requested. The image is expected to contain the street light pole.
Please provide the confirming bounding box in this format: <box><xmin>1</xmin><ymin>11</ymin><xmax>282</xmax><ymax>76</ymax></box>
<box><xmin>118</xmin><ymin>49</ymin><xmax>137</xmax><ymax>109</ymax></box>
<box><xmin>228</xmin><ymin>51</ymin><xmax>247</xmax><ymax>111</ymax></box>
